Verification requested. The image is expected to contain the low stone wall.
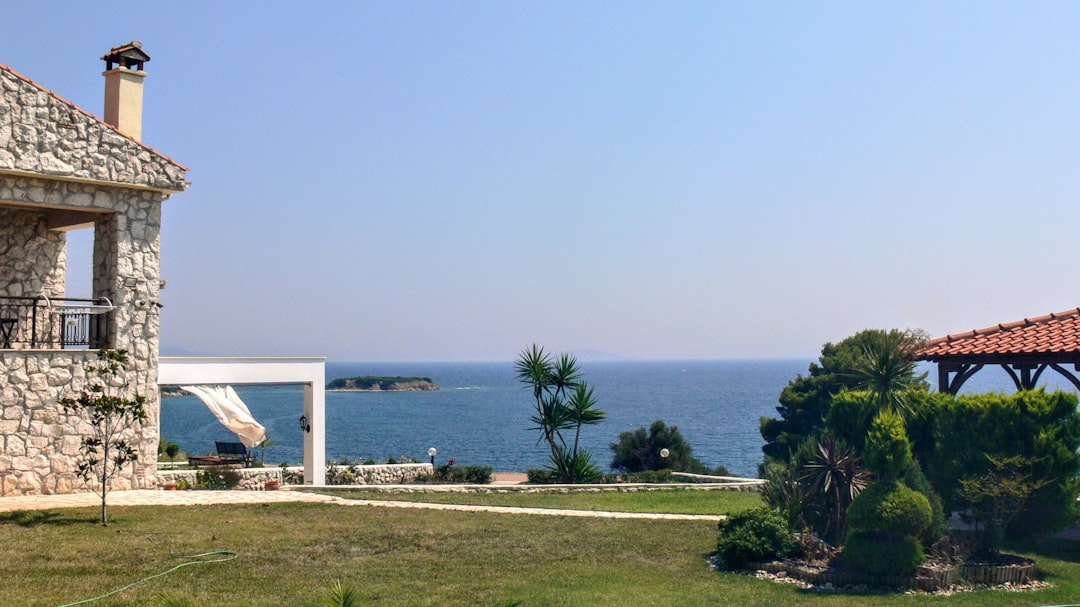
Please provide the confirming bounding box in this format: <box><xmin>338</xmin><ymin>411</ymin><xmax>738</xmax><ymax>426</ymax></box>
<box><xmin>160</xmin><ymin>467</ymin><xmax>282</xmax><ymax>491</ymax></box>
<box><xmin>325</xmin><ymin>463</ymin><xmax>433</xmax><ymax>485</ymax></box>
<box><xmin>754</xmin><ymin>558</ymin><xmax>1037</xmax><ymax>592</ymax></box>
<box><xmin>158</xmin><ymin>463</ymin><xmax>434</xmax><ymax>491</ymax></box>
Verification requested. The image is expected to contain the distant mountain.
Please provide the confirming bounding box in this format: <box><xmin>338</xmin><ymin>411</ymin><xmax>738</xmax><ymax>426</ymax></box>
<box><xmin>571</xmin><ymin>350</ymin><xmax>633</xmax><ymax>362</ymax></box>
<box><xmin>160</xmin><ymin>345</ymin><xmax>209</xmax><ymax>357</ymax></box>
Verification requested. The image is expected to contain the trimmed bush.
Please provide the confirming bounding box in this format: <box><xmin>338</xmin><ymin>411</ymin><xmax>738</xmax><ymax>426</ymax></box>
<box><xmin>847</xmin><ymin>480</ymin><xmax>932</xmax><ymax>538</ymax></box>
<box><xmin>928</xmin><ymin>389</ymin><xmax>1080</xmax><ymax>537</ymax></box>
<box><xmin>863</xmin><ymin>410</ymin><xmax>912</xmax><ymax>479</ymax></box>
<box><xmin>844</xmin><ymin>531</ymin><xmax>924</xmax><ymax>577</ymax></box>
<box><xmin>903</xmin><ymin>460</ymin><xmax>946</xmax><ymax>545</ymax></box>
<box><xmin>717</xmin><ymin>507</ymin><xmax>793</xmax><ymax>570</ymax></box>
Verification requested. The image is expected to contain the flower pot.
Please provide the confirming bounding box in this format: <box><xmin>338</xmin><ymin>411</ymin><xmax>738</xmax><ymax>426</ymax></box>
<box><xmin>264</xmin><ymin>480</ymin><xmax>281</xmax><ymax>491</ymax></box>
<box><xmin>163</xmin><ymin>483</ymin><xmax>177</xmax><ymax>491</ymax></box>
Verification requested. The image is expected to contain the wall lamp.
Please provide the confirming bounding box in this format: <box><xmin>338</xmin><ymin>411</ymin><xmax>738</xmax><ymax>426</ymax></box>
<box><xmin>122</xmin><ymin>277</ymin><xmax>139</xmax><ymax>288</ymax></box>
<box><xmin>299</xmin><ymin>414</ymin><xmax>311</xmax><ymax>433</ymax></box>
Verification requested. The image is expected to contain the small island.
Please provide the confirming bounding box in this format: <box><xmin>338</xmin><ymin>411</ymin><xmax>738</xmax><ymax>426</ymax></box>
<box><xmin>327</xmin><ymin>376</ymin><xmax>440</xmax><ymax>392</ymax></box>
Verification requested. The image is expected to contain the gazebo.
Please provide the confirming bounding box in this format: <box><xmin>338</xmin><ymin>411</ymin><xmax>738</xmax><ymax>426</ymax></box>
<box><xmin>917</xmin><ymin>308</ymin><xmax>1080</xmax><ymax>395</ymax></box>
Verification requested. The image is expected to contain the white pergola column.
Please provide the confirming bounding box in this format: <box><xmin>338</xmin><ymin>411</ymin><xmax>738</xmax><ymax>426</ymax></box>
<box><xmin>158</xmin><ymin>357</ymin><xmax>326</xmax><ymax>485</ymax></box>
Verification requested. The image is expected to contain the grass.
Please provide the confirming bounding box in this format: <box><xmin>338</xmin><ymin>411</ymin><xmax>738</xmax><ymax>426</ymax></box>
<box><xmin>2</xmin><ymin>499</ymin><xmax>1080</xmax><ymax>606</ymax></box>
<box><xmin>309</xmin><ymin>487</ymin><xmax>764</xmax><ymax>515</ymax></box>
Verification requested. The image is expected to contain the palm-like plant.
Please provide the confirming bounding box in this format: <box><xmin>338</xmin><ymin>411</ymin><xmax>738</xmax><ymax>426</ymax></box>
<box><xmin>320</xmin><ymin>581</ymin><xmax>359</xmax><ymax>607</ymax></box>
<box><xmin>515</xmin><ymin>344</ymin><xmax>606</xmax><ymax>483</ymax></box>
<box><xmin>850</xmin><ymin>329</ymin><xmax>928</xmax><ymax>422</ymax></box>
<box><xmin>802</xmin><ymin>435</ymin><xmax>872</xmax><ymax>545</ymax></box>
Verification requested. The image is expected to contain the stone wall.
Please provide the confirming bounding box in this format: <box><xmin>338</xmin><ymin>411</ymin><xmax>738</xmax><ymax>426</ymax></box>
<box><xmin>330</xmin><ymin>463</ymin><xmax>433</xmax><ymax>485</ymax></box>
<box><xmin>0</xmin><ymin>207</ymin><xmax>66</xmax><ymax>300</ymax></box>
<box><xmin>0</xmin><ymin>65</ymin><xmax>187</xmax><ymax>191</ymax></box>
<box><xmin>158</xmin><ymin>463</ymin><xmax>436</xmax><ymax>490</ymax></box>
<box><xmin>160</xmin><ymin>467</ymin><xmax>284</xmax><ymax>491</ymax></box>
<box><xmin>0</xmin><ymin>350</ymin><xmax>157</xmax><ymax>495</ymax></box>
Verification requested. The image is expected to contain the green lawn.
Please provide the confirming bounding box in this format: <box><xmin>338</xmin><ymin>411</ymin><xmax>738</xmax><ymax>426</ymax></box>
<box><xmin>2</xmin><ymin>500</ymin><xmax>1079</xmax><ymax>606</ymax></box>
<box><xmin>309</xmin><ymin>487</ymin><xmax>764</xmax><ymax>515</ymax></box>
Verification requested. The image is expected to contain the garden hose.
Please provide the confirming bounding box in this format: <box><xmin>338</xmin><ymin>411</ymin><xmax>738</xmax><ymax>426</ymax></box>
<box><xmin>53</xmin><ymin>550</ymin><xmax>238</xmax><ymax>607</ymax></box>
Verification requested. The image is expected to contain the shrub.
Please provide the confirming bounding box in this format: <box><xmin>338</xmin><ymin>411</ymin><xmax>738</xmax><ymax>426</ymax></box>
<box><xmin>760</xmin><ymin>462</ymin><xmax>808</xmax><ymax>530</ymax></box>
<box><xmin>847</xmin><ymin>480</ymin><xmax>932</xmax><ymax>539</ymax></box>
<box><xmin>325</xmin><ymin>459</ymin><xmax>360</xmax><ymax>485</ymax></box>
<box><xmin>823</xmin><ymin>389</ymin><xmax>876</xmax><ymax>452</ymax></box>
<box><xmin>158</xmin><ymin>439</ymin><xmax>181</xmax><ymax>461</ymax></box>
<box><xmin>863</xmin><ymin>410</ymin><xmax>912</xmax><ymax>479</ymax></box>
<box><xmin>610</xmin><ymin>419</ymin><xmax>729</xmax><ymax>475</ymax></box>
<box><xmin>195</xmin><ymin>468</ymin><xmax>241</xmax><ymax>490</ymax></box>
<box><xmin>431</xmin><ymin>464</ymin><xmax>493</xmax><ymax>484</ymax></box>
<box><xmin>526</xmin><ymin>468</ymin><xmax>561</xmax><ymax>484</ymax></box>
<box><xmin>844</xmin><ymin>531</ymin><xmax>923</xmax><ymax>577</ymax></box>
<box><xmin>957</xmin><ymin>454</ymin><xmax>1051</xmax><ymax>556</ymax></box>
<box><xmin>716</xmin><ymin>507</ymin><xmax>793</xmax><ymax>570</ymax></box>
<box><xmin>928</xmin><ymin>389</ymin><xmax>1080</xmax><ymax>537</ymax></box>
<box><xmin>903</xmin><ymin>460</ymin><xmax>946</xmax><ymax>545</ymax></box>
<box><xmin>464</xmin><ymin>465</ymin><xmax>493</xmax><ymax>484</ymax></box>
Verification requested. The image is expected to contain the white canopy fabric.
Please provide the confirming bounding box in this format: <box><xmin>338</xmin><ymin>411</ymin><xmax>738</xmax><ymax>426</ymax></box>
<box><xmin>180</xmin><ymin>385</ymin><xmax>266</xmax><ymax>448</ymax></box>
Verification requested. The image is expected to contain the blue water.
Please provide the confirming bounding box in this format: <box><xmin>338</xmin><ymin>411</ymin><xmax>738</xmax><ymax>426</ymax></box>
<box><xmin>158</xmin><ymin>359</ymin><xmax>1078</xmax><ymax>478</ymax></box>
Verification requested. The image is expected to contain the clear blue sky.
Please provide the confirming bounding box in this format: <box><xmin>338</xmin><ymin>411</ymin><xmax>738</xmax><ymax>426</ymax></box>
<box><xmin>4</xmin><ymin>2</ymin><xmax>1079</xmax><ymax>361</ymax></box>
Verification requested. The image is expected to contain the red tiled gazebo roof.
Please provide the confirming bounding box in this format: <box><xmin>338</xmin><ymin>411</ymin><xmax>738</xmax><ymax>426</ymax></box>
<box><xmin>917</xmin><ymin>307</ymin><xmax>1080</xmax><ymax>393</ymax></box>
<box><xmin>919</xmin><ymin>308</ymin><xmax>1080</xmax><ymax>361</ymax></box>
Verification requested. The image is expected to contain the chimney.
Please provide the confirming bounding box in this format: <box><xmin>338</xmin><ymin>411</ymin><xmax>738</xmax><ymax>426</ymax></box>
<box><xmin>101</xmin><ymin>41</ymin><xmax>150</xmax><ymax>142</ymax></box>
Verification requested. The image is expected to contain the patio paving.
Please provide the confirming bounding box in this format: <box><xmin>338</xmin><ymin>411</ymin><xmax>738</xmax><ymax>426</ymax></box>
<box><xmin>0</xmin><ymin>487</ymin><xmax>725</xmax><ymax>521</ymax></box>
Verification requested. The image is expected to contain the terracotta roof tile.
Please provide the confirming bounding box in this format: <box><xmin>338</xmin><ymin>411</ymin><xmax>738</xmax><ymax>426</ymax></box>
<box><xmin>918</xmin><ymin>308</ymin><xmax>1080</xmax><ymax>359</ymax></box>
<box><xmin>0</xmin><ymin>62</ymin><xmax>189</xmax><ymax>172</ymax></box>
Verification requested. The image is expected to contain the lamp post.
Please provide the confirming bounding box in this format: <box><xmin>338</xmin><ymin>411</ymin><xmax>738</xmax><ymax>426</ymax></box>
<box><xmin>428</xmin><ymin>447</ymin><xmax>437</xmax><ymax>466</ymax></box>
<box><xmin>659</xmin><ymin>448</ymin><xmax>670</xmax><ymax>469</ymax></box>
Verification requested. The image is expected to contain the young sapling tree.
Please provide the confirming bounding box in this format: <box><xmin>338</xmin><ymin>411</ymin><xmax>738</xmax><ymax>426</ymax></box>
<box><xmin>60</xmin><ymin>349</ymin><xmax>147</xmax><ymax>526</ymax></box>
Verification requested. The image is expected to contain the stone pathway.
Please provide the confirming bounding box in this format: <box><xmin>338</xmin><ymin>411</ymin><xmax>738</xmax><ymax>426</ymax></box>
<box><xmin>0</xmin><ymin>487</ymin><xmax>724</xmax><ymax>521</ymax></box>
<box><xmin>0</xmin><ymin>488</ymin><xmax>339</xmax><ymax>512</ymax></box>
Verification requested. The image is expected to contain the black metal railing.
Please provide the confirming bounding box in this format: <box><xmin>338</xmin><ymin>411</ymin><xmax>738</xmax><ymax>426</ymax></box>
<box><xmin>0</xmin><ymin>295</ymin><xmax>114</xmax><ymax>349</ymax></box>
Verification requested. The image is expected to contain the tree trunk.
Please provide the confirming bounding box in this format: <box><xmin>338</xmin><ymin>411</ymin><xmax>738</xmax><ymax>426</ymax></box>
<box><xmin>100</xmin><ymin>475</ymin><xmax>108</xmax><ymax>526</ymax></box>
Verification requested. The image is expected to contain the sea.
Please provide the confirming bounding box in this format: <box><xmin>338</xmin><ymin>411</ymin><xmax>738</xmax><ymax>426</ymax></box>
<box><xmin>158</xmin><ymin>359</ymin><xmax>1077</xmax><ymax>478</ymax></box>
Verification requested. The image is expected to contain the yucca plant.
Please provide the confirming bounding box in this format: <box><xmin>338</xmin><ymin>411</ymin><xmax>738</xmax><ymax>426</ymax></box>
<box><xmin>802</xmin><ymin>435</ymin><xmax>871</xmax><ymax>545</ymax></box>
<box><xmin>321</xmin><ymin>581</ymin><xmax>360</xmax><ymax>607</ymax></box>
<box><xmin>515</xmin><ymin>344</ymin><xmax>606</xmax><ymax>483</ymax></box>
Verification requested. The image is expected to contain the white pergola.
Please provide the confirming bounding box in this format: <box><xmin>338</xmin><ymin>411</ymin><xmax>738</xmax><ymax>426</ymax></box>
<box><xmin>158</xmin><ymin>357</ymin><xmax>326</xmax><ymax>485</ymax></box>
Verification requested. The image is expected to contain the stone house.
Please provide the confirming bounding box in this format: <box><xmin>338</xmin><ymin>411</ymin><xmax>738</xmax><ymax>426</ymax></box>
<box><xmin>0</xmin><ymin>42</ymin><xmax>188</xmax><ymax>496</ymax></box>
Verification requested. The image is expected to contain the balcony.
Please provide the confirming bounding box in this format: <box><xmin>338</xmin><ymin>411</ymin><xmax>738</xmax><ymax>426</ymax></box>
<box><xmin>0</xmin><ymin>296</ymin><xmax>114</xmax><ymax>350</ymax></box>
